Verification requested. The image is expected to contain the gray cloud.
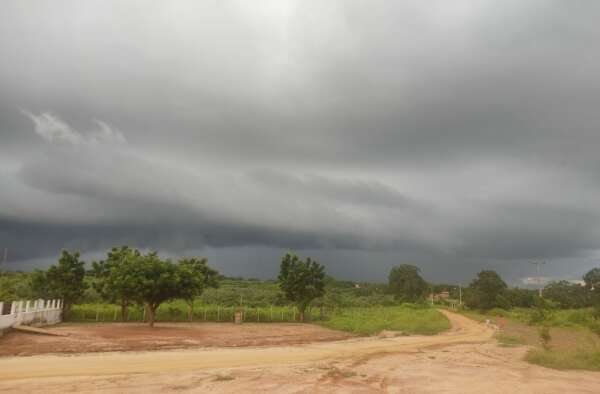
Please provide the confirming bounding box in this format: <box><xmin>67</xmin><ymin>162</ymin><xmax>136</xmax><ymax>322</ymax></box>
<box><xmin>1</xmin><ymin>1</ymin><xmax>600</xmax><ymax>284</ymax></box>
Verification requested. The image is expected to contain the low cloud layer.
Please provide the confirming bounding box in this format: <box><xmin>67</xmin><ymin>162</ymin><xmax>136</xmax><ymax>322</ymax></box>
<box><xmin>1</xmin><ymin>1</ymin><xmax>600</xmax><ymax>284</ymax></box>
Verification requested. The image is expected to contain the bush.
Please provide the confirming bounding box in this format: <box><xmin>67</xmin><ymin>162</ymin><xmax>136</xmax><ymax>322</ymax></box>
<box><xmin>538</xmin><ymin>326</ymin><xmax>552</xmax><ymax>350</ymax></box>
<box><xmin>488</xmin><ymin>308</ymin><xmax>510</xmax><ymax>317</ymax></box>
<box><xmin>589</xmin><ymin>321</ymin><xmax>600</xmax><ymax>337</ymax></box>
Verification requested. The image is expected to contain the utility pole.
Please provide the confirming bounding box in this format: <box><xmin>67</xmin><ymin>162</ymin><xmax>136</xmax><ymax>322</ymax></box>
<box><xmin>530</xmin><ymin>261</ymin><xmax>546</xmax><ymax>297</ymax></box>
<box><xmin>459</xmin><ymin>284</ymin><xmax>462</xmax><ymax>306</ymax></box>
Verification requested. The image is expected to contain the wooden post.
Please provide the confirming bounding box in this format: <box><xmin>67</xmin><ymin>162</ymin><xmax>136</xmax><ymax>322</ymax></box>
<box><xmin>204</xmin><ymin>308</ymin><xmax>207</xmax><ymax>321</ymax></box>
<box><xmin>281</xmin><ymin>310</ymin><xmax>284</xmax><ymax>321</ymax></box>
<box><xmin>270</xmin><ymin>306</ymin><xmax>273</xmax><ymax>322</ymax></box>
<box><xmin>217</xmin><ymin>305</ymin><xmax>220</xmax><ymax>322</ymax></box>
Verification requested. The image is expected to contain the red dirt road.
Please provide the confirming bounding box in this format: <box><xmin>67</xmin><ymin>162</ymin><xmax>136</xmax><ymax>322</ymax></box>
<box><xmin>1</xmin><ymin>311</ymin><xmax>599</xmax><ymax>393</ymax></box>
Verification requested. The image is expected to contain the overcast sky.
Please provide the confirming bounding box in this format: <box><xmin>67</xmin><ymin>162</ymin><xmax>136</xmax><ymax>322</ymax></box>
<box><xmin>1</xmin><ymin>1</ymin><xmax>600</xmax><ymax>285</ymax></box>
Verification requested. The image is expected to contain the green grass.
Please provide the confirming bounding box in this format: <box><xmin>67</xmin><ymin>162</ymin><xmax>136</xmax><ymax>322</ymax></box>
<box><xmin>455</xmin><ymin>307</ymin><xmax>600</xmax><ymax>370</ymax></box>
<box><xmin>526</xmin><ymin>348</ymin><xmax>600</xmax><ymax>371</ymax></box>
<box><xmin>318</xmin><ymin>305</ymin><xmax>450</xmax><ymax>335</ymax></box>
<box><xmin>69</xmin><ymin>301</ymin><xmax>314</xmax><ymax>323</ymax></box>
<box><xmin>495</xmin><ymin>333</ymin><xmax>525</xmax><ymax>347</ymax></box>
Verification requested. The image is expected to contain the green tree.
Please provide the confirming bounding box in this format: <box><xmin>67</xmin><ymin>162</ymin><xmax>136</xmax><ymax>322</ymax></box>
<box><xmin>505</xmin><ymin>288</ymin><xmax>536</xmax><ymax>308</ymax></box>
<box><xmin>278</xmin><ymin>253</ymin><xmax>326</xmax><ymax>321</ymax></box>
<box><xmin>529</xmin><ymin>295</ymin><xmax>554</xmax><ymax>324</ymax></box>
<box><xmin>388</xmin><ymin>265</ymin><xmax>428</xmax><ymax>302</ymax></box>
<box><xmin>128</xmin><ymin>252</ymin><xmax>181</xmax><ymax>327</ymax></box>
<box><xmin>31</xmin><ymin>250</ymin><xmax>88</xmax><ymax>319</ymax></box>
<box><xmin>0</xmin><ymin>272</ymin><xmax>33</xmax><ymax>302</ymax></box>
<box><xmin>177</xmin><ymin>257</ymin><xmax>219</xmax><ymax>321</ymax></box>
<box><xmin>92</xmin><ymin>246</ymin><xmax>141</xmax><ymax>321</ymax></box>
<box><xmin>583</xmin><ymin>268</ymin><xmax>600</xmax><ymax>318</ymax></box>
<box><xmin>583</xmin><ymin>268</ymin><xmax>600</xmax><ymax>290</ymax></box>
<box><xmin>543</xmin><ymin>280</ymin><xmax>588</xmax><ymax>309</ymax></box>
<box><xmin>468</xmin><ymin>270</ymin><xmax>507</xmax><ymax>310</ymax></box>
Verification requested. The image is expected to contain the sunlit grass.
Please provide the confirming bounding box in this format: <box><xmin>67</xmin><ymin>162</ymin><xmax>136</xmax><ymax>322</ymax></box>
<box><xmin>319</xmin><ymin>305</ymin><xmax>450</xmax><ymax>336</ymax></box>
<box><xmin>526</xmin><ymin>348</ymin><xmax>600</xmax><ymax>371</ymax></box>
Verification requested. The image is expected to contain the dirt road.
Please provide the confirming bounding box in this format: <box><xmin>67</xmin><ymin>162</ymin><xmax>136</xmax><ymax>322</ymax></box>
<box><xmin>0</xmin><ymin>311</ymin><xmax>488</xmax><ymax>381</ymax></box>
<box><xmin>1</xmin><ymin>311</ymin><xmax>599</xmax><ymax>393</ymax></box>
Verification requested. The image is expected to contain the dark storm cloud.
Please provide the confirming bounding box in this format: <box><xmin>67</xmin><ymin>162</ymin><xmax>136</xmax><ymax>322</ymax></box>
<box><xmin>2</xmin><ymin>0</ymin><xmax>600</xmax><ymax>283</ymax></box>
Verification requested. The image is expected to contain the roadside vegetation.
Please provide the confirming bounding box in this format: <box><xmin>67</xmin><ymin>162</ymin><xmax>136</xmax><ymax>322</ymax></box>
<box><xmin>319</xmin><ymin>305</ymin><xmax>449</xmax><ymax>335</ymax></box>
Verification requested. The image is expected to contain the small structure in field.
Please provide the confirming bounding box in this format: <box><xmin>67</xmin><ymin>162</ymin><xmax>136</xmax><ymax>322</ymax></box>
<box><xmin>234</xmin><ymin>311</ymin><xmax>243</xmax><ymax>324</ymax></box>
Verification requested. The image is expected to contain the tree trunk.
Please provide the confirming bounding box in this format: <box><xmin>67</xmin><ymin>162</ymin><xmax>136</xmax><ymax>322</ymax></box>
<box><xmin>187</xmin><ymin>301</ymin><xmax>194</xmax><ymax>322</ymax></box>
<box><xmin>120</xmin><ymin>300</ymin><xmax>129</xmax><ymax>322</ymax></box>
<box><xmin>299</xmin><ymin>309</ymin><xmax>305</xmax><ymax>322</ymax></box>
<box><xmin>147</xmin><ymin>304</ymin><xmax>156</xmax><ymax>327</ymax></box>
<box><xmin>63</xmin><ymin>302</ymin><xmax>70</xmax><ymax>321</ymax></box>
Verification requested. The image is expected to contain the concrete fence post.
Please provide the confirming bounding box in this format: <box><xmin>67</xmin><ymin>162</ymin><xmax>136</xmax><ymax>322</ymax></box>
<box><xmin>18</xmin><ymin>301</ymin><xmax>24</xmax><ymax>313</ymax></box>
<box><xmin>0</xmin><ymin>302</ymin><xmax>3</xmax><ymax>315</ymax></box>
<box><xmin>10</xmin><ymin>301</ymin><xmax>16</xmax><ymax>315</ymax></box>
<box><xmin>25</xmin><ymin>300</ymin><xmax>31</xmax><ymax>313</ymax></box>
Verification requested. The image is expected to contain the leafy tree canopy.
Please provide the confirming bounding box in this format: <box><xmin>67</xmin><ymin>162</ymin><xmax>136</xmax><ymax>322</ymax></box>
<box><xmin>278</xmin><ymin>253</ymin><xmax>326</xmax><ymax>321</ymax></box>
<box><xmin>92</xmin><ymin>246</ymin><xmax>141</xmax><ymax>320</ymax></box>
<box><xmin>32</xmin><ymin>250</ymin><xmax>87</xmax><ymax>317</ymax></box>
<box><xmin>388</xmin><ymin>264</ymin><xmax>428</xmax><ymax>302</ymax></box>
<box><xmin>468</xmin><ymin>270</ymin><xmax>507</xmax><ymax>310</ymax></box>
<box><xmin>177</xmin><ymin>257</ymin><xmax>219</xmax><ymax>320</ymax></box>
<box><xmin>584</xmin><ymin>268</ymin><xmax>600</xmax><ymax>290</ymax></box>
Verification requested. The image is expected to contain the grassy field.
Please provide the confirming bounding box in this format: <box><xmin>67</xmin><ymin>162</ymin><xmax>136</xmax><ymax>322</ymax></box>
<box><xmin>318</xmin><ymin>305</ymin><xmax>450</xmax><ymax>335</ymax></box>
<box><xmin>69</xmin><ymin>302</ymin><xmax>449</xmax><ymax>336</ymax></box>
<box><xmin>456</xmin><ymin>307</ymin><xmax>600</xmax><ymax>371</ymax></box>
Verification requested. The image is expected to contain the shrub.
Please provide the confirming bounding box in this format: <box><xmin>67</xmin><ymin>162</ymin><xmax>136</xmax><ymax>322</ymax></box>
<box><xmin>538</xmin><ymin>326</ymin><xmax>552</xmax><ymax>350</ymax></box>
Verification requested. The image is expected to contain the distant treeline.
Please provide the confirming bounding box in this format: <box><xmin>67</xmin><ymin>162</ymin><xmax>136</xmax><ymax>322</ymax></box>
<box><xmin>2</xmin><ymin>248</ymin><xmax>600</xmax><ymax>320</ymax></box>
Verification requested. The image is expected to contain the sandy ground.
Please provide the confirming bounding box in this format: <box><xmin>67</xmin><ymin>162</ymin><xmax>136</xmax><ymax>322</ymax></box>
<box><xmin>0</xmin><ymin>322</ymin><xmax>353</xmax><ymax>356</ymax></box>
<box><xmin>1</xmin><ymin>311</ymin><xmax>599</xmax><ymax>393</ymax></box>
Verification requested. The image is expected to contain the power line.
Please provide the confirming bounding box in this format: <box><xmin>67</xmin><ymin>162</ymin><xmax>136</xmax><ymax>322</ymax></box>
<box><xmin>530</xmin><ymin>261</ymin><xmax>546</xmax><ymax>297</ymax></box>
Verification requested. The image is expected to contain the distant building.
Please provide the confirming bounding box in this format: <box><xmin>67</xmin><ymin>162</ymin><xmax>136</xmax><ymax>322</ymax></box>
<box><xmin>428</xmin><ymin>291</ymin><xmax>450</xmax><ymax>302</ymax></box>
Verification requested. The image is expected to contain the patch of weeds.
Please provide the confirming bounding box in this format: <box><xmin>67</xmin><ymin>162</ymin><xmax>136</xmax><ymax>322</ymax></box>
<box><xmin>526</xmin><ymin>348</ymin><xmax>600</xmax><ymax>371</ymax></box>
<box><xmin>496</xmin><ymin>333</ymin><xmax>524</xmax><ymax>347</ymax></box>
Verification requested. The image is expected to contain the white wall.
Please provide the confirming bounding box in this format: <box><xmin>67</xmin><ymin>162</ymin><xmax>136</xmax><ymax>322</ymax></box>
<box><xmin>0</xmin><ymin>299</ymin><xmax>63</xmax><ymax>331</ymax></box>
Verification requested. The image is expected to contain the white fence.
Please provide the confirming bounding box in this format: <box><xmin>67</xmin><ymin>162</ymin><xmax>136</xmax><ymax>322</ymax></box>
<box><xmin>0</xmin><ymin>299</ymin><xmax>63</xmax><ymax>332</ymax></box>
